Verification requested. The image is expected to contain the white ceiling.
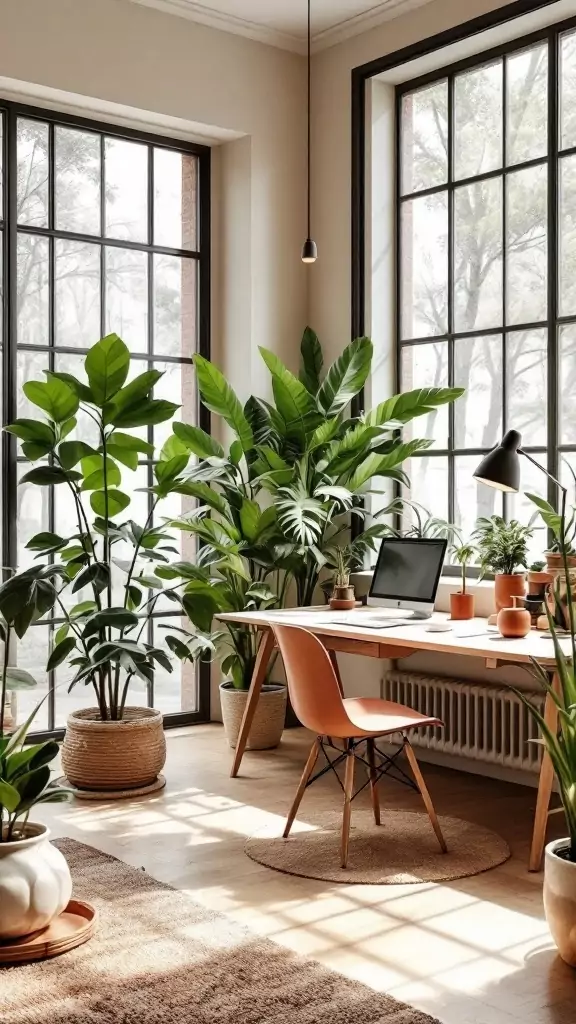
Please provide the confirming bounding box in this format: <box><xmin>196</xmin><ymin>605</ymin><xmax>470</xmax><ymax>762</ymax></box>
<box><xmin>128</xmin><ymin>0</ymin><xmax>436</xmax><ymax>53</ymax></box>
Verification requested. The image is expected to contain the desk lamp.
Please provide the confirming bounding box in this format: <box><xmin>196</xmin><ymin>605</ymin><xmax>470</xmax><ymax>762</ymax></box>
<box><xmin>473</xmin><ymin>429</ymin><xmax>567</xmax><ymax>512</ymax></box>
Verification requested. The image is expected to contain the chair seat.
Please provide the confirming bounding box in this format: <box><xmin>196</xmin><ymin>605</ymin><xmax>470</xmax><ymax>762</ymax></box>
<box><xmin>340</xmin><ymin>697</ymin><xmax>442</xmax><ymax>738</ymax></box>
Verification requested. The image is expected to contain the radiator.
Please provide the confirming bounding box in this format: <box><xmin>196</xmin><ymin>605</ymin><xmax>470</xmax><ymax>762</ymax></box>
<box><xmin>383</xmin><ymin>670</ymin><xmax>545</xmax><ymax>773</ymax></box>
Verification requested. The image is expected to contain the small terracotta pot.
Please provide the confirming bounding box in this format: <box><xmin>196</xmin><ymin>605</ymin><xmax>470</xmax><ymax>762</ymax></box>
<box><xmin>527</xmin><ymin>570</ymin><xmax>553</xmax><ymax>595</ymax></box>
<box><xmin>544</xmin><ymin>839</ymin><xmax>576</xmax><ymax>967</ymax></box>
<box><xmin>545</xmin><ymin>552</ymin><xmax>576</xmax><ymax>575</ymax></box>
<box><xmin>330</xmin><ymin>585</ymin><xmax>356</xmax><ymax>611</ymax></box>
<box><xmin>494</xmin><ymin>572</ymin><xmax>526</xmax><ymax>614</ymax></box>
<box><xmin>450</xmin><ymin>592</ymin><xmax>474</xmax><ymax>620</ymax></box>
<box><xmin>497</xmin><ymin>596</ymin><xmax>531</xmax><ymax>638</ymax></box>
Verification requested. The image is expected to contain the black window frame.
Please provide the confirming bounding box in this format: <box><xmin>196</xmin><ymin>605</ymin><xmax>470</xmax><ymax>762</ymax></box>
<box><xmin>1</xmin><ymin>99</ymin><xmax>212</xmax><ymax>739</ymax></box>
<box><xmin>351</xmin><ymin>0</ymin><xmax>570</xmax><ymax>574</ymax></box>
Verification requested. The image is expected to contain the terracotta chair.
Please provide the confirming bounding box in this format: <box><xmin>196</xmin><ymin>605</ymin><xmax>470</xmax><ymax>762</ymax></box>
<box><xmin>273</xmin><ymin>624</ymin><xmax>448</xmax><ymax>868</ymax></box>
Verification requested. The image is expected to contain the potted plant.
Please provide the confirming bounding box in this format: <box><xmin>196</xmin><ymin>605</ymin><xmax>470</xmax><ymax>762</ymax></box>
<box><xmin>328</xmin><ymin>547</ymin><xmax>356</xmax><ymax>610</ymax></box>
<box><xmin>450</xmin><ymin>542</ymin><xmax>477</xmax><ymax>620</ymax></box>
<box><xmin>5</xmin><ymin>334</ymin><xmax>198</xmax><ymax>795</ymax></box>
<box><xmin>0</xmin><ymin>578</ymin><xmax>72</xmax><ymax>940</ymax></box>
<box><xmin>545</xmin><ymin>539</ymin><xmax>576</xmax><ymax>574</ymax></box>
<box><xmin>474</xmin><ymin>515</ymin><xmax>533</xmax><ymax>616</ymax></box>
<box><xmin>528</xmin><ymin>560</ymin><xmax>553</xmax><ymax>594</ymax></box>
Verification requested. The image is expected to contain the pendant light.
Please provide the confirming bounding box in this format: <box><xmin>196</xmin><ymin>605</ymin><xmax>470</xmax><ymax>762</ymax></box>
<box><xmin>301</xmin><ymin>0</ymin><xmax>317</xmax><ymax>263</ymax></box>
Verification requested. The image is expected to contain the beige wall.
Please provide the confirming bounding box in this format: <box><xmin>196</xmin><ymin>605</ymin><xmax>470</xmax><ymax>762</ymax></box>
<box><xmin>309</xmin><ymin>0</ymin><xmax>517</xmax><ymax>366</ymax></box>
<box><xmin>0</xmin><ymin>0</ymin><xmax>308</xmax><ymax>403</ymax></box>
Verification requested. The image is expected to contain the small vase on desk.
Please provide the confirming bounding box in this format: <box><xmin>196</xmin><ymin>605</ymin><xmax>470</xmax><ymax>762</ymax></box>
<box><xmin>497</xmin><ymin>596</ymin><xmax>531</xmax><ymax>638</ymax></box>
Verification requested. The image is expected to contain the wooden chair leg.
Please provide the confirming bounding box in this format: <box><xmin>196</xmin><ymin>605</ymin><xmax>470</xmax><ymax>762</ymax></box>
<box><xmin>366</xmin><ymin>738</ymin><xmax>381</xmax><ymax>826</ymax></box>
<box><xmin>283</xmin><ymin>738</ymin><xmax>320</xmax><ymax>838</ymax></box>
<box><xmin>530</xmin><ymin>675</ymin><xmax>559</xmax><ymax>871</ymax></box>
<box><xmin>230</xmin><ymin>629</ymin><xmax>275</xmax><ymax>778</ymax></box>
<box><xmin>404</xmin><ymin>738</ymin><xmax>447</xmax><ymax>854</ymax></box>
<box><xmin>341</xmin><ymin>743</ymin><xmax>356</xmax><ymax>868</ymax></box>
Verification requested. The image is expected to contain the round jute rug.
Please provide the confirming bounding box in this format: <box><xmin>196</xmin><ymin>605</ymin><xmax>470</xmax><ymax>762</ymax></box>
<box><xmin>245</xmin><ymin>810</ymin><xmax>510</xmax><ymax>884</ymax></box>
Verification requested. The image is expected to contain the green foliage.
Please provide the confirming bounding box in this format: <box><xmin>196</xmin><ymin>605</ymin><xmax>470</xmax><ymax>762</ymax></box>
<box><xmin>451</xmin><ymin>541</ymin><xmax>478</xmax><ymax>595</ymax></box>
<box><xmin>474</xmin><ymin>515</ymin><xmax>533</xmax><ymax>576</ymax></box>
<box><xmin>4</xmin><ymin>334</ymin><xmax>193</xmax><ymax>722</ymax></box>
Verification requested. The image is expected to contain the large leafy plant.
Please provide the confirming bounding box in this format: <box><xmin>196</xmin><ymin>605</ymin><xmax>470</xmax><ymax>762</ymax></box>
<box><xmin>4</xmin><ymin>334</ymin><xmax>208</xmax><ymax>722</ymax></box>
<box><xmin>0</xmin><ymin>574</ymin><xmax>70</xmax><ymax>842</ymax></box>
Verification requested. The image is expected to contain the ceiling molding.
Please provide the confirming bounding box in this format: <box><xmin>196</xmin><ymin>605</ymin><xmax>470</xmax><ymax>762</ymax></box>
<box><xmin>126</xmin><ymin>0</ymin><xmax>435</xmax><ymax>54</ymax></box>
<box><xmin>128</xmin><ymin>0</ymin><xmax>307</xmax><ymax>54</ymax></box>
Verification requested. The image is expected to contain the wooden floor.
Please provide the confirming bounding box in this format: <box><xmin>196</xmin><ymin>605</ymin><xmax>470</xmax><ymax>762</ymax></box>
<box><xmin>41</xmin><ymin>724</ymin><xmax>576</xmax><ymax>1024</ymax></box>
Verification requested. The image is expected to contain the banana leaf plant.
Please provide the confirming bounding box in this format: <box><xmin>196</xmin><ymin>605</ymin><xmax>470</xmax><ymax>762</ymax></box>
<box><xmin>4</xmin><ymin>334</ymin><xmax>214</xmax><ymax>722</ymax></box>
<box><xmin>183</xmin><ymin>328</ymin><xmax>464</xmax><ymax>606</ymax></box>
<box><xmin>0</xmin><ymin>572</ymin><xmax>71</xmax><ymax>842</ymax></box>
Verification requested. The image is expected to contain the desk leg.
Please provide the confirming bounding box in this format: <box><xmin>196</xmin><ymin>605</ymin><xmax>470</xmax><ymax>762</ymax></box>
<box><xmin>230</xmin><ymin>628</ymin><xmax>275</xmax><ymax>779</ymax></box>
<box><xmin>529</xmin><ymin>673</ymin><xmax>559</xmax><ymax>872</ymax></box>
<box><xmin>328</xmin><ymin>649</ymin><xmax>344</xmax><ymax>697</ymax></box>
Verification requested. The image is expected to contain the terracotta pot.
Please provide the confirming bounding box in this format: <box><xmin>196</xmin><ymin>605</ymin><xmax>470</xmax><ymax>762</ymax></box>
<box><xmin>527</xmin><ymin>570</ymin><xmax>554</xmax><ymax>595</ymax></box>
<box><xmin>330</xmin><ymin>584</ymin><xmax>356</xmax><ymax>611</ymax></box>
<box><xmin>545</xmin><ymin>552</ymin><xmax>576</xmax><ymax>575</ymax></box>
<box><xmin>220</xmin><ymin>681</ymin><xmax>287</xmax><ymax>750</ymax></box>
<box><xmin>450</xmin><ymin>591</ymin><xmax>474</xmax><ymax>620</ymax></box>
<box><xmin>494</xmin><ymin>572</ymin><xmax>526</xmax><ymax>614</ymax></box>
<box><xmin>545</xmin><ymin>570</ymin><xmax>576</xmax><ymax>630</ymax></box>
<box><xmin>544</xmin><ymin>839</ymin><xmax>576</xmax><ymax>967</ymax></box>
<box><xmin>497</xmin><ymin>596</ymin><xmax>531</xmax><ymax>638</ymax></box>
<box><xmin>61</xmin><ymin>707</ymin><xmax>166</xmax><ymax>792</ymax></box>
<box><xmin>0</xmin><ymin>823</ymin><xmax>71</xmax><ymax>940</ymax></box>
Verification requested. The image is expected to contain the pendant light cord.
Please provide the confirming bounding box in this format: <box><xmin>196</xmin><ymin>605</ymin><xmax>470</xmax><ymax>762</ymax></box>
<box><xmin>305</xmin><ymin>0</ymin><xmax>309</xmax><ymax>237</ymax></box>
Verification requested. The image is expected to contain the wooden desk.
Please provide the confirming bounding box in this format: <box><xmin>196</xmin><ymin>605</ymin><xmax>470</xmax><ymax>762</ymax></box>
<box><xmin>217</xmin><ymin>607</ymin><xmax>567</xmax><ymax>871</ymax></box>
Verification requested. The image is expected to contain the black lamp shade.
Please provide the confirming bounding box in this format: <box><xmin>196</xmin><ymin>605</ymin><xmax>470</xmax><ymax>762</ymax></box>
<box><xmin>301</xmin><ymin>238</ymin><xmax>317</xmax><ymax>263</ymax></box>
<box><xmin>473</xmin><ymin>429</ymin><xmax>522</xmax><ymax>492</ymax></box>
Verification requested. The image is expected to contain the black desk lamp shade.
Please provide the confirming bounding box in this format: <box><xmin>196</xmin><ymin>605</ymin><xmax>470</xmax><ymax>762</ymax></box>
<box><xmin>473</xmin><ymin>429</ymin><xmax>523</xmax><ymax>493</ymax></box>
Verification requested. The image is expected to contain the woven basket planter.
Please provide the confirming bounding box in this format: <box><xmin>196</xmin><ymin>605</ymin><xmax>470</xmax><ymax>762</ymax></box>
<box><xmin>220</xmin><ymin>682</ymin><xmax>286</xmax><ymax>750</ymax></box>
<box><xmin>61</xmin><ymin>707</ymin><xmax>166</xmax><ymax>792</ymax></box>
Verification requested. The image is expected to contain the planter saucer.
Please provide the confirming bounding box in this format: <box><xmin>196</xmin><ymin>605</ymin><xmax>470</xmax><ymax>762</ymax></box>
<box><xmin>56</xmin><ymin>773</ymin><xmax>166</xmax><ymax>801</ymax></box>
<box><xmin>0</xmin><ymin>899</ymin><xmax>96</xmax><ymax>965</ymax></box>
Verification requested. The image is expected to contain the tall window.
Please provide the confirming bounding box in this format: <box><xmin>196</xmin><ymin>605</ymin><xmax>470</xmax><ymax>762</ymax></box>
<box><xmin>1</xmin><ymin>103</ymin><xmax>210</xmax><ymax>733</ymax></box>
<box><xmin>397</xmin><ymin>24</ymin><xmax>576</xmax><ymax>556</ymax></box>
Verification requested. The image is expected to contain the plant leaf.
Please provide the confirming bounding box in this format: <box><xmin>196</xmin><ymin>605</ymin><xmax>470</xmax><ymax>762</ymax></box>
<box><xmin>193</xmin><ymin>354</ymin><xmax>253</xmax><ymax>452</ymax></box>
<box><xmin>47</xmin><ymin>636</ymin><xmax>77</xmax><ymax>670</ymax></box>
<box><xmin>365</xmin><ymin>387</ymin><xmax>465</xmax><ymax>427</ymax></box>
<box><xmin>90</xmin><ymin>489</ymin><xmax>131</xmax><ymax>518</ymax></box>
<box><xmin>317</xmin><ymin>337</ymin><xmax>373</xmax><ymax>416</ymax></box>
<box><xmin>85</xmin><ymin>333</ymin><xmax>130</xmax><ymax>403</ymax></box>
<box><xmin>173</xmin><ymin>422</ymin><xmax>225</xmax><ymax>459</ymax></box>
<box><xmin>299</xmin><ymin>327</ymin><xmax>323</xmax><ymax>394</ymax></box>
<box><xmin>22</xmin><ymin>378</ymin><xmax>79</xmax><ymax>423</ymax></box>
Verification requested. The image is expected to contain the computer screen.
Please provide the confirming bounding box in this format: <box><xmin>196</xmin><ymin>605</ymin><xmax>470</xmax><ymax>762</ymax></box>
<box><xmin>369</xmin><ymin>538</ymin><xmax>447</xmax><ymax>604</ymax></box>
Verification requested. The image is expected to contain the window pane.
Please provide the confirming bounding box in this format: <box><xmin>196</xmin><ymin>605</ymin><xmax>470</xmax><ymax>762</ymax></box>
<box><xmin>104</xmin><ymin>138</ymin><xmax>148</xmax><ymax>242</ymax></box>
<box><xmin>559</xmin><ymin>155</ymin><xmax>576</xmax><ymax>315</ymax></box>
<box><xmin>17</xmin><ymin>119</ymin><xmax>49</xmax><ymax>227</ymax></box>
<box><xmin>561</xmin><ymin>31</ymin><xmax>576</xmax><ymax>150</ymax></box>
<box><xmin>454</xmin><ymin>61</ymin><xmax>502</xmax><ymax>180</ymax></box>
<box><xmin>400</xmin><ymin>343</ymin><xmax>448</xmax><ymax>449</ymax></box>
<box><xmin>506</xmin><ymin>164</ymin><xmax>547</xmax><ymax>326</ymax></box>
<box><xmin>55</xmin><ymin>239</ymin><xmax>101</xmax><ymax>348</ymax></box>
<box><xmin>454</xmin><ymin>335</ymin><xmax>503</xmax><ymax>450</ymax></box>
<box><xmin>561</xmin><ymin>453</ymin><xmax>576</xmax><ymax>494</ymax></box>
<box><xmin>17</xmin><ymin>462</ymin><xmax>49</xmax><ymax>571</ymax></box>
<box><xmin>402</xmin><ymin>456</ymin><xmax>448</xmax><ymax>526</ymax></box>
<box><xmin>154</xmin><ymin>149</ymin><xmax>197</xmax><ymax>249</ymax></box>
<box><xmin>105</xmin><ymin>246</ymin><xmax>148</xmax><ymax>351</ymax></box>
<box><xmin>400</xmin><ymin>81</ymin><xmax>448</xmax><ymax>195</ymax></box>
<box><xmin>455</xmin><ymin>456</ymin><xmax>503</xmax><ymax>539</ymax></box>
<box><xmin>559</xmin><ymin>325</ymin><xmax>576</xmax><ymax>445</ymax></box>
<box><xmin>508</xmin><ymin>452</ymin><xmax>548</xmax><ymax>563</ymax></box>
<box><xmin>15</xmin><ymin>626</ymin><xmax>49</xmax><ymax>733</ymax></box>
<box><xmin>17</xmin><ymin>234</ymin><xmax>49</xmax><ymax>346</ymax></box>
<box><xmin>454</xmin><ymin>178</ymin><xmax>502</xmax><ymax>333</ymax></box>
<box><xmin>17</xmin><ymin>348</ymin><xmax>49</xmax><ymax>419</ymax></box>
<box><xmin>153</xmin><ymin>617</ymin><xmax>198</xmax><ymax>714</ymax></box>
<box><xmin>154</xmin><ymin>254</ymin><xmax>197</xmax><ymax>358</ymax></box>
<box><xmin>400</xmin><ymin>192</ymin><xmax>447</xmax><ymax>339</ymax></box>
<box><xmin>506</xmin><ymin>328</ymin><xmax>547</xmax><ymax>447</ymax></box>
<box><xmin>153</xmin><ymin>359</ymin><xmax>196</xmax><ymax>450</ymax></box>
<box><xmin>506</xmin><ymin>44</ymin><xmax>547</xmax><ymax>165</ymax></box>
<box><xmin>55</xmin><ymin>127</ymin><xmax>101</xmax><ymax>235</ymax></box>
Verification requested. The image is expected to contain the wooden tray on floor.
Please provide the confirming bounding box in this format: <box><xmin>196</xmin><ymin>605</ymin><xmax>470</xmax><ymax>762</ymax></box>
<box><xmin>0</xmin><ymin>899</ymin><xmax>97</xmax><ymax>965</ymax></box>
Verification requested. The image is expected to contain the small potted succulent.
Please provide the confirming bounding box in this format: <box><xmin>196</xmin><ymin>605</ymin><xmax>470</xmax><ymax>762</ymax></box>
<box><xmin>527</xmin><ymin>560</ymin><xmax>553</xmax><ymax>594</ymax></box>
<box><xmin>474</xmin><ymin>515</ymin><xmax>533</xmax><ymax>615</ymax></box>
<box><xmin>329</xmin><ymin>547</ymin><xmax>356</xmax><ymax>610</ymax></box>
<box><xmin>0</xmin><ymin>577</ymin><xmax>72</xmax><ymax>941</ymax></box>
<box><xmin>449</xmin><ymin>541</ymin><xmax>477</xmax><ymax>620</ymax></box>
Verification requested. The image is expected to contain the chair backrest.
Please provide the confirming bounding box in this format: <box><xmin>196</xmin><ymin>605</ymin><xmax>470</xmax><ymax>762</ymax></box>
<box><xmin>272</xmin><ymin>624</ymin><xmax>352</xmax><ymax>737</ymax></box>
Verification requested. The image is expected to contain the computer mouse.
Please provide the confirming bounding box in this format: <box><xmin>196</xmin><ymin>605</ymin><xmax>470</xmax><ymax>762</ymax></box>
<box><xmin>426</xmin><ymin>623</ymin><xmax>452</xmax><ymax>633</ymax></box>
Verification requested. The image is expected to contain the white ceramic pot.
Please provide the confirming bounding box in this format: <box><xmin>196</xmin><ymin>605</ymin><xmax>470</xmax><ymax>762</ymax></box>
<box><xmin>0</xmin><ymin>823</ymin><xmax>72</xmax><ymax>940</ymax></box>
<box><xmin>544</xmin><ymin>838</ymin><xmax>576</xmax><ymax>966</ymax></box>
